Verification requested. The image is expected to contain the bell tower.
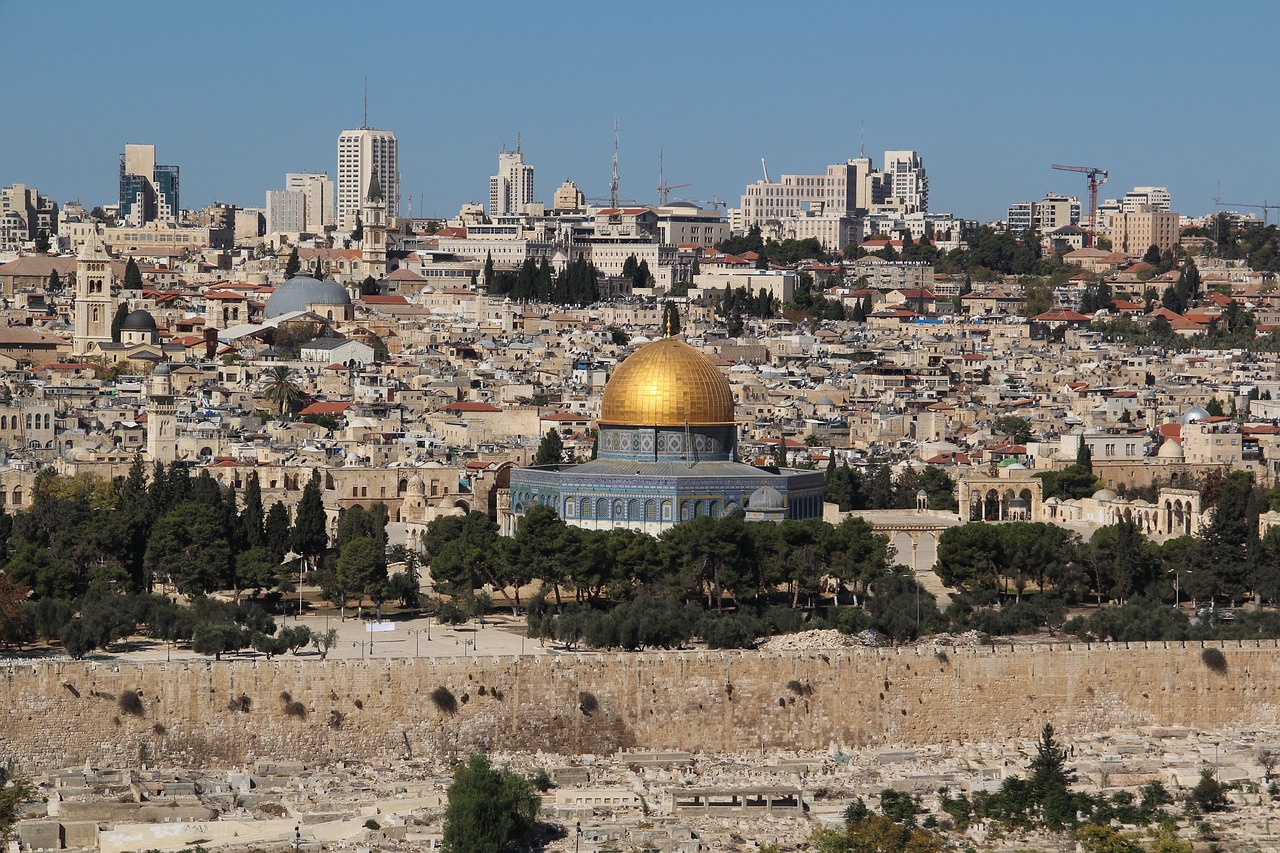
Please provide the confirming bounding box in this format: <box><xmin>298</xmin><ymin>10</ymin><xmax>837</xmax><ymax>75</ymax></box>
<box><xmin>73</xmin><ymin>226</ymin><xmax>115</xmax><ymax>355</ymax></box>
<box><xmin>361</xmin><ymin>171</ymin><xmax>388</xmax><ymax>278</ymax></box>
<box><xmin>146</xmin><ymin>363</ymin><xmax>177</xmax><ymax>463</ymax></box>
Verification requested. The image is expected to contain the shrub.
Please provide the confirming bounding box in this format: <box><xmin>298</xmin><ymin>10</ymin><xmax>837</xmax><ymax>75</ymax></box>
<box><xmin>364</xmin><ymin>818</ymin><xmax>380</xmax><ymax>831</ymax></box>
<box><xmin>430</xmin><ymin>686</ymin><xmax>458</xmax><ymax>715</ymax></box>
<box><xmin>118</xmin><ymin>690</ymin><xmax>145</xmax><ymax>717</ymax></box>
<box><xmin>1202</xmin><ymin>647</ymin><xmax>1228</xmax><ymax>674</ymax></box>
<box><xmin>283</xmin><ymin>701</ymin><xmax>307</xmax><ymax>719</ymax></box>
<box><xmin>578</xmin><ymin>691</ymin><xmax>599</xmax><ymax>716</ymax></box>
<box><xmin>327</xmin><ymin>710</ymin><xmax>344</xmax><ymax>729</ymax></box>
<box><xmin>786</xmin><ymin>679</ymin><xmax>813</xmax><ymax>697</ymax></box>
<box><xmin>152</xmin><ymin>723</ymin><xmax>166</xmax><ymax>735</ymax></box>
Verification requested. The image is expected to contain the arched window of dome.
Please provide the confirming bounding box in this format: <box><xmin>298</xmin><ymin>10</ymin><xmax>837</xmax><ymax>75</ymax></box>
<box><xmin>565</xmin><ymin>498</ymin><xmax>576</xmax><ymax>517</ymax></box>
<box><xmin>662</xmin><ymin>500</ymin><xmax>672</xmax><ymax>520</ymax></box>
<box><xmin>694</xmin><ymin>500</ymin><xmax>705</xmax><ymax>518</ymax></box>
<box><xmin>581</xmin><ymin>499</ymin><xmax>590</xmax><ymax>519</ymax></box>
<box><xmin>645</xmin><ymin>499</ymin><xmax>655</xmax><ymax>521</ymax></box>
<box><xmin>613</xmin><ymin>499</ymin><xmax>624</xmax><ymax>519</ymax></box>
<box><xmin>628</xmin><ymin>499</ymin><xmax>639</xmax><ymax>520</ymax></box>
<box><xmin>597</xmin><ymin>498</ymin><xmax>608</xmax><ymax>519</ymax></box>
<box><xmin>710</xmin><ymin>500</ymin><xmax>721</xmax><ymax>520</ymax></box>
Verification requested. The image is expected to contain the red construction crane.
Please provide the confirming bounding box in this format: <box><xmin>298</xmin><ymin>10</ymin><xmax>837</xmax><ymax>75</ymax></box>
<box><xmin>1051</xmin><ymin>163</ymin><xmax>1109</xmax><ymax>247</ymax></box>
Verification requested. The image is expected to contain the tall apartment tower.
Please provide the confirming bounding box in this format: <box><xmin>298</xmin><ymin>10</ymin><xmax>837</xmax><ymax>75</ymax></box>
<box><xmin>489</xmin><ymin>144</ymin><xmax>535</xmax><ymax>217</ymax></box>
<box><xmin>883</xmin><ymin>150</ymin><xmax>928</xmax><ymax>213</ymax></box>
<box><xmin>73</xmin><ymin>226</ymin><xmax>115</xmax><ymax>355</ymax></box>
<box><xmin>285</xmin><ymin>172</ymin><xmax>335</xmax><ymax>231</ymax></box>
<box><xmin>337</xmin><ymin>129</ymin><xmax>398</xmax><ymax>231</ymax></box>
<box><xmin>119</xmin><ymin>143</ymin><xmax>180</xmax><ymax>226</ymax></box>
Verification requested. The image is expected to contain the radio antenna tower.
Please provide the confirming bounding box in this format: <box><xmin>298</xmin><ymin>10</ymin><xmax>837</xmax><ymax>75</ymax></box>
<box><xmin>362</xmin><ymin>76</ymin><xmax>369</xmax><ymax>129</ymax></box>
<box><xmin>610</xmin><ymin>120</ymin><xmax>620</xmax><ymax>209</ymax></box>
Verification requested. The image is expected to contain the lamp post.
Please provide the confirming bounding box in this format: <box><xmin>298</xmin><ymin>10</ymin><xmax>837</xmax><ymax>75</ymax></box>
<box><xmin>409</xmin><ymin>629</ymin><xmax>425</xmax><ymax>657</ymax></box>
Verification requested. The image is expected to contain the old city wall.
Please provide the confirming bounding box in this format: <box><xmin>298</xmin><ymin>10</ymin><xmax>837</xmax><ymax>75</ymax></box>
<box><xmin>2</xmin><ymin>641</ymin><xmax>1277</xmax><ymax>772</ymax></box>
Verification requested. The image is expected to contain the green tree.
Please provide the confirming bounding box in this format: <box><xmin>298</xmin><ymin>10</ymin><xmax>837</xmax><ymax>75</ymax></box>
<box><xmin>263</xmin><ymin>500</ymin><xmax>291</xmax><ymax>564</ymax></box>
<box><xmin>290</xmin><ymin>470</ymin><xmax>328</xmax><ymax>571</ymax></box>
<box><xmin>1029</xmin><ymin>723</ymin><xmax>1073</xmax><ymax>828</ymax></box>
<box><xmin>34</xmin><ymin>230</ymin><xmax>50</xmax><ymax>253</ymax></box>
<box><xmin>441</xmin><ymin>754</ymin><xmax>540</xmax><ymax>853</ymax></box>
<box><xmin>261</xmin><ymin>366</ymin><xmax>302</xmax><ymax>417</ymax></box>
<box><xmin>333</xmin><ymin>535</ymin><xmax>386</xmax><ymax>610</ymax></box>
<box><xmin>111</xmin><ymin>302</ymin><xmax>129</xmax><ymax>342</ymax></box>
<box><xmin>992</xmin><ymin>415</ymin><xmax>1032</xmax><ymax>444</ymax></box>
<box><xmin>284</xmin><ymin>247</ymin><xmax>301</xmax><ymax>277</ymax></box>
<box><xmin>123</xmin><ymin>256</ymin><xmax>143</xmax><ymax>289</ymax></box>
<box><xmin>144</xmin><ymin>502</ymin><xmax>231</xmax><ymax>597</ymax></box>
<box><xmin>935</xmin><ymin>524</ymin><xmax>1002</xmax><ymax>591</ymax></box>
<box><xmin>532</xmin><ymin>428</ymin><xmax>565</xmax><ymax>466</ymax></box>
<box><xmin>662</xmin><ymin>300</ymin><xmax>681</xmax><ymax>335</ymax></box>
<box><xmin>1076</xmin><ymin>438</ymin><xmax>1093</xmax><ymax>472</ymax></box>
<box><xmin>241</xmin><ymin>472</ymin><xmax>264</xmax><ymax>549</ymax></box>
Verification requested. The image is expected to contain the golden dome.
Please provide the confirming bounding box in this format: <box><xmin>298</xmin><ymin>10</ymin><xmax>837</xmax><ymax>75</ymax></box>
<box><xmin>599</xmin><ymin>337</ymin><xmax>735</xmax><ymax>426</ymax></box>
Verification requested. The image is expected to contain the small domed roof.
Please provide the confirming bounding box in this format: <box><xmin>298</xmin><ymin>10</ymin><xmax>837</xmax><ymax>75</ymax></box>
<box><xmin>1182</xmin><ymin>405</ymin><xmax>1211</xmax><ymax>425</ymax></box>
<box><xmin>1092</xmin><ymin>488</ymin><xmax>1118</xmax><ymax>501</ymax></box>
<box><xmin>1010</xmin><ymin>496</ymin><xmax>1029</xmax><ymax>509</ymax></box>
<box><xmin>265</xmin><ymin>275</ymin><xmax>352</xmax><ymax>319</ymax></box>
<box><xmin>153</xmin><ymin>362</ymin><xmax>172</xmax><ymax>376</ymax></box>
<box><xmin>748</xmin><ymin>485</ymin><xmax>785</xmax><ymax>511</ymax></box>
<box><xmin>1158</xmin><ymin>438</ymin><xmax>1184</xmax><ymax>459</ymax></box>
<box><xmin>120</xmin><ymin>309</ymin><xmax>157</xmax><ymax>332</ymax></box>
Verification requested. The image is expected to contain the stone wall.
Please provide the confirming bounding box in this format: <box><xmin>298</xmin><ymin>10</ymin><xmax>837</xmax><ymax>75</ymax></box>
<box><xmin>4</xmin><ymin>641</ymin><xmax>1277</xmax><ymax>772</ymax></box>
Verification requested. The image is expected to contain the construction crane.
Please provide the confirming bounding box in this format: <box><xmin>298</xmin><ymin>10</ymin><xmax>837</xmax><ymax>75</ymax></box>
<box><xmin>1217</xmin><ymin>200</ymin><xmax>1280</xmax><ymax>226</ymax></box>
<box><xmin>678</xmin><ymin>197</ymin><xmax>728</xmax><ymax>209</ymax></box>
<box><xmin>656</xmin><ymin>148</ymin><xmax>691</xmax><ymax>206</ymax></box>
<box><xmin>1051</xmin><ymin>163</ymin><xmax>1109</xmax><ymax>247</ymax></box>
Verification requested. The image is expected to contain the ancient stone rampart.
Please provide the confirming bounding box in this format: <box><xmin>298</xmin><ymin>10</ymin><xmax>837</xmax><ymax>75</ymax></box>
<box><xmin>3</xmin><ymin>641</ymin><xmax>1276</xmax><ymax>772</ymax></box>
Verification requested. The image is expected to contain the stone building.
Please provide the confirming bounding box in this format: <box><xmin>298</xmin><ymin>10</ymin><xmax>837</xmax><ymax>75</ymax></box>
<box><xmin>503</xmin><ymin>335</ymin><xmax>825</xmax><ymax>536</ymax></box>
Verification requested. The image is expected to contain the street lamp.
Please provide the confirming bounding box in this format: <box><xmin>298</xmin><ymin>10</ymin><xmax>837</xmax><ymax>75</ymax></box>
<box><xmin>408</xmin><ymin>629</ymin><xmax>426</xmax><ymax>657</ymax></box>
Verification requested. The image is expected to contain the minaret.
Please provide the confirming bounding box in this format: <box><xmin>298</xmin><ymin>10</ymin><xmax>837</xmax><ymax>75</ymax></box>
<box><xmin>73</xmin><ymin>225</ymin><xmax>115</xmax><ymax>355</ymax></box>
<box><xmin>361</xmin><ymin>171</ymin><xmax>388</xmax><ymax>278</ymax></box>
<box><xmin>146</xmin><ymin>363</ymin><xmax>177</xmax><ymax>463</ymax></box>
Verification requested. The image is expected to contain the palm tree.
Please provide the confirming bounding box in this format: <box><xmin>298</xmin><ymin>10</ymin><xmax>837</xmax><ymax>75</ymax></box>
<box><xmin>262</xmin><ymin>366</ymin><xmax>302</xmax><ymax>416</ymax></box>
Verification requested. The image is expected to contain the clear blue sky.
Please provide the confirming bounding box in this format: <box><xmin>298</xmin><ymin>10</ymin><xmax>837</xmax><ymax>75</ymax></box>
<box><xmin>5</xmin><ymin>0</ymin><xmax>1279</xmax><ymax>223</ymax></box>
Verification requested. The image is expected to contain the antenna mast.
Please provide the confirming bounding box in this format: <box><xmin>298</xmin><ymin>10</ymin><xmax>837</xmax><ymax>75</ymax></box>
<box><xmin>362</xmin><ymin>76</ymin><xmax>368</xmax><ymax>128</ymax></box>
<box><xmin>610</xmin><ymin>120</ymin><xmax>620</xmax><ymax>209</ymax></box>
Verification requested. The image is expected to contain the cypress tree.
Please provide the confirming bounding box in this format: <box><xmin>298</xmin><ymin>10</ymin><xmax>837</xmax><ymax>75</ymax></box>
<box><xmin>242</xmin><ymin>472</ymin><xmax>265</xmax><ymax>549</ymax></box>
<box><xmin>285</xmin><ymin>247</ymin><xmax>301</xmax><ymax>277</ymax></box>
<box><xmin>291</xmin><ymin>469</ymin><xmax>328</xmax><ymax>570</ymax></box>
<box><xmin>124</xmin><ymin>257</ymin><xmax>143</xmax><ymax>289</ymax></box>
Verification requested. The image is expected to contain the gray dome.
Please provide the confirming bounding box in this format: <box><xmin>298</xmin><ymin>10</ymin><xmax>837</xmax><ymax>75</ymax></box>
<box><xmin>265</xmin><ymin>275</ymin><xmax>352</xmax><ymax>319</ymax></box>
<box><xmin>1092</xmin><ymin>488</ymin><xmax>1118</xmax><ymax>501</ymax></box>
<box><xmin>1181</xmin><ymin>405</ymin><xmax>1211</xmax><ymax>425</ymax></box>
<box><xmin>748</xmin><ymin>485</ymin><xmax>785</xmax><ymax>511</ymax></box>
<box><xmin>153</xmin><ymin>362</ymin><xmax>172</xmax><ymax>376</ymax></box>
<box><xmin>120</xmin><ymin>309</ymin><xmax>157</xmax><ymax>332</ymax></box>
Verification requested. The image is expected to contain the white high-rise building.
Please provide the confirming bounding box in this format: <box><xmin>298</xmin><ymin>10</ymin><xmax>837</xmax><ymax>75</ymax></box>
<box><xmin>337</xmin><ymin>129</ymin><xmax>398</xmax><ymax>231</ymax></box>
<box><xmin>285</xmin><ymin>172</ymin><xmax>334</xmax><ymax>231</ymax></box>
<box><xmin>1121</xmin><ymin>186</ymin><xmax>1171</xmax><ymax>213</ymax></box>
<box><xmin>488</xmin><ymin>145</ymin><xmax>535</xmax><ymax>217</ymax></box>
<box><xmin>883</xmin><ymin>150</ymin><xmax>928</xmax><ymax>213</ymax></box>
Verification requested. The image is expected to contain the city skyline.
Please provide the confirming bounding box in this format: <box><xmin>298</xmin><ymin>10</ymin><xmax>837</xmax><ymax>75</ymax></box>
<box><xmin>6</xmin><ymin>0</ymin><xmax>1280</xmax><ymax>222</ymax></box>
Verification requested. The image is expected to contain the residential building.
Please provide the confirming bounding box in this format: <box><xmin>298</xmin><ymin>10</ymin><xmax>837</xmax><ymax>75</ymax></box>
<box><xmin>552</xmin><ymin>180</ymin><xmax>585</xmax><ymax>213</ymax></box>
<box><xmin>266</xmin><ymin>190</ymin><xmax>306</xmax><ymax>235</ymax></box>
<box><xmin>285</xmin><ymin>173</ymin><xmax>335</xmax><ymax>231</ymax></box>
<box><xmin>655</xmin><ymin>203</ymin><xmax>729</xmax><ymax>249</ymax></box>
<box><xmin>489</xmin><ymin>145</ymin><xmax>535</xmax><ymax>217</ymax></box>
<box><xmin>119</xmin><ymin>143</ymin><xmax>179</xmax><ymax>226</ymax></box>
<box><xmin>1111</xmin><ymin>208</ymin><xmax>1181</xmax><ymax>256</ymax></box>
<box><xmin>337</xmin><ymin>128</ymin><xmax>398</xmax><ymax>231</ymax></box>
<box><xmin>1007</xmin><ymin>193</ymin><xmax>1081</xmax><ymax>233</ymax></box>
<box><xmin>0</xmin><ymin>184</ymin><xmax>58</xmax><ymax>249</ymax></box>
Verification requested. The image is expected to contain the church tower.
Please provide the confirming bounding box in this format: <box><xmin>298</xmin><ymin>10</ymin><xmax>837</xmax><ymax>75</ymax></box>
<box><xmin>361</xmin><ymin>171</ymin><xmax>388</xmax><ymax>278</ymax></box>
<box><xmin>146</xmin><ymin>363</ymin><xmax>177</xmax><ymax>463</ymax></box>
<box><xmin>73</xmin><ymin>226</ymin><xmax>115</xmax><ymax>355</ymax></box>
